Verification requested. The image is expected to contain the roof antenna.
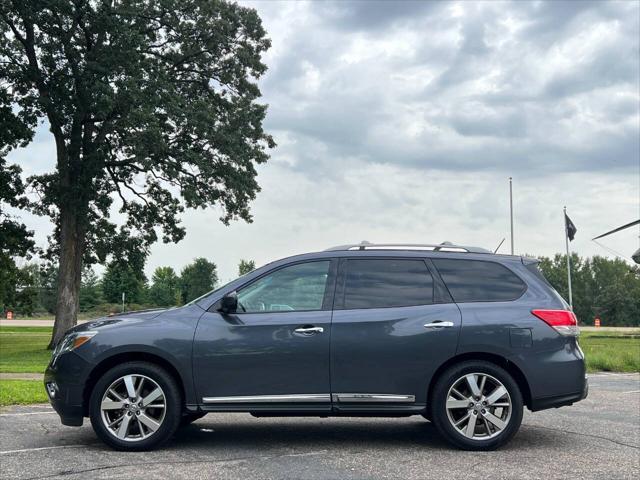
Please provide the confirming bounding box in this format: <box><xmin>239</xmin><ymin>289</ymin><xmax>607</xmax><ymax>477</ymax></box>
<box><xmin>494</xmin><ymin>238</ymin><xmax>505</xmax><ymax>254</ymax></box>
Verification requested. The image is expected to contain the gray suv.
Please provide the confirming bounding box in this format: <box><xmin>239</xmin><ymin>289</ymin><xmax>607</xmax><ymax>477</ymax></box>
<box><xmin>45</xmin><ymin>242</ymin><xmax>588</xmax><ymax>451</ymax></box>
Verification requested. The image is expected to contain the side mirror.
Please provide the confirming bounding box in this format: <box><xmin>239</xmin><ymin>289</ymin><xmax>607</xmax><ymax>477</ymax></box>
<box><xmin>219</xmin><ymin>291</ymin><xmax>238</xmax><ymax>314</ymax></box>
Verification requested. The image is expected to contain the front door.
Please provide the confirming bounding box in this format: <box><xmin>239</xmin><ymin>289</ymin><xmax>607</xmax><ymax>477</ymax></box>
<box><xmin>193</xmin><ymin>259</ymin><xmax>336</xmax><ymax>411</ymax></box>
<box><xmin>330</xmin><ymin>257</ymin><xmax>462</xmax><ymax>409</ymax></box>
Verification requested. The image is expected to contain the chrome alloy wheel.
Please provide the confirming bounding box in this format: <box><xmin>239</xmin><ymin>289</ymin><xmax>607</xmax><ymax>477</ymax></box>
<box><xmin>100</xmin><ymin>374</ymin><xmax>166</xmax><ymax>442</ymax></box>
<box><xmin>445</xmin><ymin>373</ymin><xmax>512</xmax><ymax>440</ymax></box>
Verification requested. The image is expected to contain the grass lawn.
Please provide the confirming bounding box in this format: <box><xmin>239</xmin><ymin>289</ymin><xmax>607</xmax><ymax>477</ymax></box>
<box><xmin>0</xmin><ymin>380</ymin><xmax>48</xmax><ymax>406</ymax></box>
<box><xmin>0</xmin><ymin>326</ymin><xmax>638</xmax><ymax>406</ymax></box>
<box><xmin>579</xmin><ymin>331</ymin><xmax>640</xmax><ymax>373</ymax></box>
<box><xmin>0</xmin><ymin>327</ymin><xmax>52</xmax><ymax>373</ymax></box>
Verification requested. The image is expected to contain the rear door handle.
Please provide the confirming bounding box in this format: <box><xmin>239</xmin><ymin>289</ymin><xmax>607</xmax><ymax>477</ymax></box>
<box><xmin>423</xmin><ymin>321</ymin><xmax>455</xmax><ymax>328</ymax></box>
<box><xmin>294</xmin><ymin>326</ymin><xmax>324</xmax><ymax>334</ymax></box>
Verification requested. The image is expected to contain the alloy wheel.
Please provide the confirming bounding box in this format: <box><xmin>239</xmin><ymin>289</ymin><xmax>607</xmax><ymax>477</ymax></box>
<box><xmin>100</xmin><ymin>374</ymin><xmax>166</xmax><ymax>442</ymax></box>
<box><xmin>445</xmin><ymin>372</ymin><xmax>512</xmax><ymax>440</ymax></box>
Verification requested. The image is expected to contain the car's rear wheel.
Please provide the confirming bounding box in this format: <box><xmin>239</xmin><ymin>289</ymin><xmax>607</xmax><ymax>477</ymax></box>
<box><xmin>430</xmin><ymin>360</ymin><xmax>523</xmax><ymax>450</ymax></box>
<box><xmin>89</xmin><ymin>362</ymin><xmax>182</xmax><ymax>451</ymax></box>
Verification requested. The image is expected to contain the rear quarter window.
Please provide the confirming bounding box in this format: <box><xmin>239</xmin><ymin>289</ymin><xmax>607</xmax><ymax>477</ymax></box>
<box><xmin>432</xmin><ymin>259</ymin><xmax>526</xmax><ymax>303</ymax></box>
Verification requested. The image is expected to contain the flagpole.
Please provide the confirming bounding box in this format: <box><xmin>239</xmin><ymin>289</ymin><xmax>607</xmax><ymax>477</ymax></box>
<box><xmin>564</xmin><ymin>206</ymin><xmax>573</xmax><ymax>310</ymax></box>
<box><xmin>509</xmin><ymin>177</ymin><xmax>514</xmax><ymax>255</ymax></box>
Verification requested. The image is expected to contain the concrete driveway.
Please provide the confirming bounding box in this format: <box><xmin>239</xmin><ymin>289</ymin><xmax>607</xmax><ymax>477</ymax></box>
<box><xmin>1</xmin><ymin>373</ymin><xmax>638</xmax><ymax>479</ymax></box>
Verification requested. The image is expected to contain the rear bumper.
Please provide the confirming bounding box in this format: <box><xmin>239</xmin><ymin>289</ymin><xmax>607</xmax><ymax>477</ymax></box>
<box><xmin>530</xmin><ymin>374</ymin><xmax>589</xmax><ymax>412</ymax></box>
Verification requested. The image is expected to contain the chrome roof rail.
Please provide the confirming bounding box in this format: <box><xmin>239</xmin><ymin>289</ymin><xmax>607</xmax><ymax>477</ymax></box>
<box><xmin>324</xmin><ymin>241</ymin><xmax>491</xmax><ymax>254</ymax></box>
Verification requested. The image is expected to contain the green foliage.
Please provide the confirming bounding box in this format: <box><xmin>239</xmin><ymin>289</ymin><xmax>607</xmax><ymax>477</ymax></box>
<box><xmin>14</xmin><ymin>264</ymin><xmax>39</xmax><ymax>315</ymax></box>
<box><xmin>37</xmin><ymin>263</ymin><xmax>58</xmax><ymax>314</ymax></box>
<box><xmin>101</xmin><ymin>260</ymin><xmax>147</xmax><ymax>305</ymax></box>
<box><xmin>180</xmin><ymin>258</ymin><xmax>218</xmax><ymax>303</ymax></box>
<box><xmin>1</xmin><ymin>263</ymin><xmax>39</xmax><ymax>316</ymax></box>
<box><xmin>79</xmin><ymin>268</ymin><xmax>103</xmax><ymax>311</ymax></box>
<box><xmin>537</xmin><ymin>254</ymin><xmax>640</xmax><ymax>326</ymax></box>
<box><xmin>1</xmin><ymin>0</ymin><xmax>273</xmax><ymax>344</ymax></box>
<box><xmin>238</xmin><ymin>259</ymin><xmax>256</xmax><ymax>276</ymax></box>
<box><xmin>0</xmin><ymin>156</ymin><xmax>35</xmax><ymax>313</ymax></box>
<box><xmin>148</xmin><ymin>266</ymin><xmax>179</xmax><ymax>307</ymax></box>
<box><xmin>1</xmin><ymin>0</ymin><xmax>273</xmax><ymax>262</ymax></box>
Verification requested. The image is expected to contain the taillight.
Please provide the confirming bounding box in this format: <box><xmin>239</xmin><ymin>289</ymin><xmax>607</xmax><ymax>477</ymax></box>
<box><xmin>531</xmin><ymin>309</ymin><xmax>579</xmax><ymax>336</ymax></box>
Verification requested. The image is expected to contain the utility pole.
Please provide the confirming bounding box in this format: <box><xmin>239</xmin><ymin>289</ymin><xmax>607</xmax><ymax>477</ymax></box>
<box><xmin>509</xmin><ymin>177</ymin><xmax>514</xmax><ymax>255</ymax></box>
<box><xmin>122</xmin><ymin>292</ymin><xmax>125</xmax><ymax>313</ymax></box>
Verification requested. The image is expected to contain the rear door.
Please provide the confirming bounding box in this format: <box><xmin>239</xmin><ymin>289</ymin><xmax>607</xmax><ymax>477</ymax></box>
<box><xmin>330</xmin><ymin>257</ymin><xmax>461</xmax><ymax>409</ymax></box>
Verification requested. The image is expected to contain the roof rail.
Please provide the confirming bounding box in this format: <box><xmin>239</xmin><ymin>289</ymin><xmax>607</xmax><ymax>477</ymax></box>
<box><xmin>324</xmin><ymin>241</ymin><xmax>491</xmax><ymax>254</ymax></box>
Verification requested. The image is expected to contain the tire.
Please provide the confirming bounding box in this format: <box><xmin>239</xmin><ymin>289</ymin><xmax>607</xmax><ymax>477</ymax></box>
<box><xmin>180</xmin><ymin>412</ymin><xmax>206</xmax><ymax>427</ymax></box>
<box><xmin>430</xmin><ymin>360</ymin><xmax>523</xmax><ymax>451</ymax></box>
<box><xmin>89</xmin><ymin>361</ymin><xmax>182</xmax><ymax>451</ymax></box>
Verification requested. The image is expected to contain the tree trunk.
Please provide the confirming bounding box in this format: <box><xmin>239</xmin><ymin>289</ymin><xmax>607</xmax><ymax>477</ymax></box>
<box><xmin>48</xmin><ymin>210</ymin><xmax>85</xmax><ymax>349</ymax></box>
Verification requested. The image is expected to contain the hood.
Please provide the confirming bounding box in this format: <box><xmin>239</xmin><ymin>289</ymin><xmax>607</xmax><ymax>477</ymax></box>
<box><xmin>66</xmin><ymin>307</ymin><xmax>172</xmax><ymax>334</ymax></box>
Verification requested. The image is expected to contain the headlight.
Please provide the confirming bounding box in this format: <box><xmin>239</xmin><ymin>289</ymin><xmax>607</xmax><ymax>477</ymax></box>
<box><xmin>52</xmin><ymin>331</ymin><xmax>98</xmax><ymax>363</ymax></box>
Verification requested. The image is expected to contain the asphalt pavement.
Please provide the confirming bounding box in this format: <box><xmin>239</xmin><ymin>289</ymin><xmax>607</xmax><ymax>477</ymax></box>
<box><xmin>0</xmin><ymin>373</ymin><xmax>638</xmax><ymax>480</ymax></box>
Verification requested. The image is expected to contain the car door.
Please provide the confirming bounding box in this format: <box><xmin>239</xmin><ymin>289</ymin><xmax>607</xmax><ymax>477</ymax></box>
<box><xmin>193</xmin><ymin>259</ymin><xmax>337</xmax><ymax>411</ymax></box>
<box><xmin>330</xmin><ymin>257</ymin><xmax>461</xmax><ymax>410</ymax></box>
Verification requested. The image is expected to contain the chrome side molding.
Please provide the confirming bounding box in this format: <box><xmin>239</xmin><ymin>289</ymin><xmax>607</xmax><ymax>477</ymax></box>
<box><xmin>332</xmin><ymin>393</ymin><xmax>415</xmax><ymax>403</ymax></box>
<box><xmin>202</xmin><ymin>393</ymin><xmax>416</xmax><ymax>404</ymax></box>
<box><xmin>202</xmin><ymin>394</ymin><xmax>330</xmax><ymax>404</ymax></box>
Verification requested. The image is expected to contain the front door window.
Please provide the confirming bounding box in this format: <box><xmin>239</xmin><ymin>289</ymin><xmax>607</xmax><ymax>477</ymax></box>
<box><xmin>237</xmin><ymin>261</ymin><xmax>331</xmax><ymax>313</ymax></box>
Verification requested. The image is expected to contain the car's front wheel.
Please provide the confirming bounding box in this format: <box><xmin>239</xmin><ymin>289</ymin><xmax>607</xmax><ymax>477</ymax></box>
<box><xmin>430</xmin><ymin>360</ymin><xmax>523</xmax><ymax>450</ymax></box>
<box><xmin>89</xmin><ymin>361</ymin><xmax>182</xmax><ymax>451</ymax></box>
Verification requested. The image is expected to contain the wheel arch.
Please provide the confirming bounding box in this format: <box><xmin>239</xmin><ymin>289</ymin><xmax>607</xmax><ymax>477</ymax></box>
<box><xmin>82</xmin><ymin>351</ymin><xmax>187</xmax><ymax>416</ymax></box>
<box><xmin>427</xmin><ymin>352</ymin><xmax>532</xmax><ymax>412</ymax></box>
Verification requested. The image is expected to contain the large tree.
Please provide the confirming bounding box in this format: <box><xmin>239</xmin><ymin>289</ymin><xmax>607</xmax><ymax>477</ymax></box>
<box><xmin>102</xmin><ymin>258</ymin><xmax>147</xmax><ymax>306</ymax></box>
<box><xmin>180</xmin><ymin>257</ymin><xmax>217</xmax><ymax>303</ymax></box>
<box><xmin>238</xmin><ymin>258</ymin><xmax>255</xmax><ymax>276</ymax></box>
<box><xmin>0</xmin><ymin>0</ymin><xmax>273</xmax><ymax>346</ymax></box>
<box><xmin>148</xmin><ymin>266</ymin><xmax>179</xmax><ymax>307</ymax></box>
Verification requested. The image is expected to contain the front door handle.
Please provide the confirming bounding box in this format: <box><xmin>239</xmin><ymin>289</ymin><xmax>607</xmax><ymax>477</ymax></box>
<box><xmin>423</xmin><ymin>321</ymin><xmax>455</xmax><ymax>328</ymax></box>
<box><xmin>294</xmin><ymin>326</ymin><xmax>324</xmax><ymax>334</ymax></box>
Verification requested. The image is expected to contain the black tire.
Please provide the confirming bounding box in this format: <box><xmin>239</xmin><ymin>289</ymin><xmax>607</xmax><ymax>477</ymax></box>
<box><xmin>180</xmin><ymin>412</ymin><xmax>206</xmax><ymax>427</ymax></box>
<box><xmin>430</xmin><ymin>360</ymin><xmax>523</xmax><ymax>451</ymax></box>
<box><xmin>89</xmin><ymin>361</ymin><xmax>182</xmax><ymax>451</ymax></box>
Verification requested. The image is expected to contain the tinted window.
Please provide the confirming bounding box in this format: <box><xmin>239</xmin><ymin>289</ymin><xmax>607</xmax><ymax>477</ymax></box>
<box><xmin>433</xmin><ymin>259</ymin><xmax>526</xmax><ymax>302</ymax></box>
<box><xmin>344</xmin><ymin>259</ymin><xmax>433</xmax><ymax>309</ymax></box>
<box><xmin>237</xmin><ymin>261</ymin><xmax>330</xmax><ymax>312</ymax></box>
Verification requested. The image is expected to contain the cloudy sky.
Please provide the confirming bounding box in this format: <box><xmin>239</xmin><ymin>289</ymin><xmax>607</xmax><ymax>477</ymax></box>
<box><xmin>9</xmin><ymin>0</ymin><xmax>640</xmax><ymax>282</ymax></box>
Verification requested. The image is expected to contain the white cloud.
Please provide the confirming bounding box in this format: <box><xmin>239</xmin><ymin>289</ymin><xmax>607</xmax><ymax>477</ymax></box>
<box><xmin>6</xmin><ymin>0</ymin><xmax>640</xmax><ymax>282</ymax></box>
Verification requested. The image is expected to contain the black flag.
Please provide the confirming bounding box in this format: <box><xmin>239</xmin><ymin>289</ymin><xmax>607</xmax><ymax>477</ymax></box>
<box><xmin>565</xmin><ymin>213</ymin><xmax>577</xmax><ymax>241</ymax></box>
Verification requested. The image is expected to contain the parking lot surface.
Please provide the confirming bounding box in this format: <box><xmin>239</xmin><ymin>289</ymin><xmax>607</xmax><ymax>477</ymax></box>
<box><xmin>1</xmin><ymin>373</ymin><xmax>638</xmax><ymax>480</ymax></box>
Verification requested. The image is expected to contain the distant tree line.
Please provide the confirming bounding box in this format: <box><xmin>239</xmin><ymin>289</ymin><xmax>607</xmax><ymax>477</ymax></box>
<box><xmin>536</xmin><ymin>254</ymin><xmax>640</xmax><ymax>327</ymax></box>
<box><xmin>1</xmin><ymin>258</ymin><xmax>256</xmax><ymax>317</ymax></box>
<box><xmin>2</xmin><ymin>253</ymin><xmax>638</xmax><ymax>326</ymax></box>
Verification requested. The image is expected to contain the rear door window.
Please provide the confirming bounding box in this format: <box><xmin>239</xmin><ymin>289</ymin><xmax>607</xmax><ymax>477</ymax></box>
<box><xmin>432</xmin><ymin>259</ymin><xmax>526</xmax><ymax>302</ymax></box>
<box><xmin>344</xmin><ymin>259</ymin><xmax>434</xmax><ymax>309</ymax></box>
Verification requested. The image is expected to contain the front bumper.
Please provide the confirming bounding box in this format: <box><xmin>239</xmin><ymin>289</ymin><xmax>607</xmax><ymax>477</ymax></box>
<box><xmin>44</xmin><ymin>352</ymin><xmax>94</xmax><ymax>427</ymax></box>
